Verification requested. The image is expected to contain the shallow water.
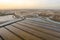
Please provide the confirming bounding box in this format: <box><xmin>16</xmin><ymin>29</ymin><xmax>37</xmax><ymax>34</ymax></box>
<box><xmin>46</xmin><ymin>18</ymin><xmax>60</xmax><ymax>24</ymax></box>
<box><xmin>0</xmin><ymin>15</ymin><xmax>15</xmax><ymax>23</ymax></box>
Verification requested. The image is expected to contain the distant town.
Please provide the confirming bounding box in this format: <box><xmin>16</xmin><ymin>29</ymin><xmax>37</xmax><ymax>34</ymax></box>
<box><xmin>0</xmin><ymin>9</ymin><xmax>60</xmax><ymax>22</ymax></box>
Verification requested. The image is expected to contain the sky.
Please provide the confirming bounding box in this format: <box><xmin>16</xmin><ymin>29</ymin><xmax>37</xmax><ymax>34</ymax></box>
<box><xmin>0</xmin><ymin>0</ymin><xmax>60</xmax><ymax>9</ymax></box>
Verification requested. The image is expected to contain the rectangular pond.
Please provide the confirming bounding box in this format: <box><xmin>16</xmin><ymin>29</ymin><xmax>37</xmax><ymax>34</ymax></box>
<box><xmin>0</xmin><ymin>15</ymin><xmax>24</xmax><ymax>27</ymax></box>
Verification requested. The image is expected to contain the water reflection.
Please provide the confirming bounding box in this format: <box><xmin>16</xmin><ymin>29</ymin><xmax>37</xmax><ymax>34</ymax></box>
<box><xmin>0</xmin><ymin>15</ymin><xmax>16</xmax><ymax>23</ymax></box>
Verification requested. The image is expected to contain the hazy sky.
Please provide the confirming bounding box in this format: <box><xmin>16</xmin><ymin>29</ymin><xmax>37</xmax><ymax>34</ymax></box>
<box><xmin>0</xmin><ymin>0</ymin><xmax>60</xmax><ymax>9</ymax></box>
